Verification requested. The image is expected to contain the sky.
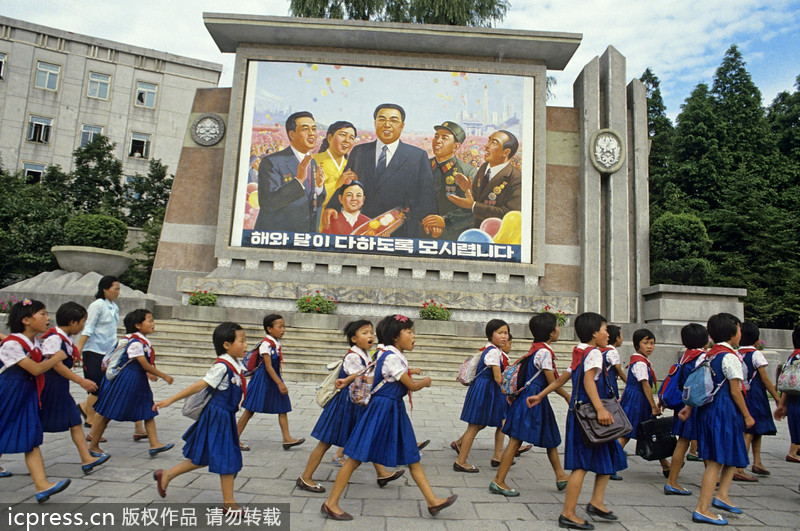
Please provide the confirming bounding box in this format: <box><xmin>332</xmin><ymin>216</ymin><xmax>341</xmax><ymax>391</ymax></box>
<box><xmin>2</xmin><ymin>0</ymin><xmax>799</xmax><ymax>122</ymax></box>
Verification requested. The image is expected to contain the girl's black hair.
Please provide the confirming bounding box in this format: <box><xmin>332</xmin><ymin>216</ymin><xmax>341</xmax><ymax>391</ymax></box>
<box><xmin>574</xmin><ymin>312</ymin><xmax>605</xmax><ymax>343</ymax></box>
<box><xmin>7</xmin><ymin>299</ymin><xmax>46</xmax><ymax>334</ymax></box>
<box><xmin>740</xmin><ymin>321</ymin><xmax>760</xmax><ymax>347</ymax></box>
<box><xmin>793</xmin><ymin>324</ymin><xmax>800</xmax><ymax>349</ymax></box>
<box><xmin>123</xmin><ymin>308</ymin><xmax>152</xmax><ymax>334</ymax></box>
<box><xmin>632</xmin><ymin>328</ymin><xmax>655</xmax><ymax>352</ymax></box>
<box><xmin>707</xmin><ymin>313</ymin><xmax>741</xmax><ymax>343</ymax></box>
<box><xmin>262</xmin><ymin>313</ymin><xmax>283</xmax><ymax>333</ymax></box>
<box><xmin>376</xmin><ymin>314</ymin><xmax>413</xmax><ymax>346</ymax></box>
<box><xmin>56</xmin><ymin>301</ymin><xmax>88</xmax><ymax>327</ymax></box>
<box><xmin>95</xmin><ymin>275</ymin><xmax>119</xmax><ymax>299</ymax></box>
<box><xmin>213</xmin><ymin>322</ymin><xmax>243</xmax><ymax>355</ymax></box>
<box><xmin>681</xmin><ymin>323</ymin><xmax>709</xmax><ymax>349</ymax></box>
<box><xmin>485</xmin><ymin>319</ymin><xmax>509</xmax><ymax>341</ymax></box>
<box><xmin>319</xmin><ymin>121</ymin><xmax>357</xmax><ymax>153</ymax></box>
<box><xmin>607</xmin><ymin>324</ymin><xmax>621</xmax><ymax>345</ymax></box>
<box><xmin>344</xmin><ymin>319</ymin><xmax>373</xmax><ymax>346</ymax></box>
<box><xmin>529</xmin><ymin>312</ymin><xmax>557</xmax><ymax>342</ymax></box>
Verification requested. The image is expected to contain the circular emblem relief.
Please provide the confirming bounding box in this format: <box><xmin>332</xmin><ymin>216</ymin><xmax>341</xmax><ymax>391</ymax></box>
<box><xmin>589</xmin><ymin>129</ymin><xmax>625</xmax><ymax>174</ymax></box>
<box><xmin>190</xmin><ymin>113</ymin><xmax>225</xmax><ymax>146</ymax></box>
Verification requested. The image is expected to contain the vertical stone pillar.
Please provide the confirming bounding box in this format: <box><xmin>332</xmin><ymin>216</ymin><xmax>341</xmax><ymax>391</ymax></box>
<box><xmin>627</xmin><ymin>79</ymin><xmax>650</xmax><ymax>321</ymax></box>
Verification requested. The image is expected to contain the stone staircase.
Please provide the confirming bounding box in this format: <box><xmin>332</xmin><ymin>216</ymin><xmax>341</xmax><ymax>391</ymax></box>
<box><xmin>148</xmin><ymin>319</ymin><xmax>575</xmax><ymax>386</ymax></box>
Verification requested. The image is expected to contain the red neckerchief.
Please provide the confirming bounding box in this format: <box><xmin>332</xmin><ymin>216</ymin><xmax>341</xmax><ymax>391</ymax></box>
<box><xmin>531</xmin><ymin>342</ymin><xmax>557</xmax><ymax>378</ymax></box>
<box><xmin>3</xmin><ymin>335</ymin><xmax>45</xmax><ymax>407</ymax></box>
<box><xmin>628</xmin><ymin>354</ymin><xmax>657</xmax><ymax>384</ymax></box>
<box><xmin>679</xmin><ymin>348</ymin><xmax>705</xmax><ymax>365</ymax></box>
<box><xmin>216</xmin><ymin>357</ymin><xmax>247</xmax><ymax>402</ymax></box>
<box><xmin>789</xmin><ymin>349</ymin><xmax>800</xmax><ymax>363</ymax></box>
<box><xmin>262</xmin><ymin>336</ymin><xmax>282</xmax><ymax>369</ymax></box>
<box><xmin>41</xmin><ymin>327</ymin><xmax>79</xmax><ymax>364</ymax></box>
<box><xmin>570</xmin><ymin>345</ymin><xmax>589</xmax><ymax>372</ymax></box>
<box><xmin>130</xmin><ymin>332</ymin><xmax>155</xmax><ymax>365</ymax></box>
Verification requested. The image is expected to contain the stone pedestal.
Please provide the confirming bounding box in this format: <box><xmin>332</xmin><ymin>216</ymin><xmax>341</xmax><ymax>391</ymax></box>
<box><xmin>641</xmin><ymin>284</ymin><xmax>746</xmax><ymax>326</ymax></box>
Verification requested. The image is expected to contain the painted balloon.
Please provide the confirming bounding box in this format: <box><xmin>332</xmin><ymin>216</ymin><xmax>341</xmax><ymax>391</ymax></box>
<box><xmin>248</xmin><ymin>191</ymin><xmax>259</xmax><ymax>209</ymax></box>
<box><xmin>457</xmin><ymin>229</ymin><xmax>493</xmax><ymax>244</ymax></box>
<box><xmin>479</xmin><ymin>217</ymin><xmax>502</xmax><ymax>238</ymax></box>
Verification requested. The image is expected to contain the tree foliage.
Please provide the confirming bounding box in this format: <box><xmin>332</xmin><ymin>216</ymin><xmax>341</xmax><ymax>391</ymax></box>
<box><xmin>290</xmin><ymin>0</ymin><xmax>509</xmax><ymax>26</ymax></box>
<box><xmin>126</xmin><ymin>159</ymin><xmax>174</xmax><ymax>228</ymax></box>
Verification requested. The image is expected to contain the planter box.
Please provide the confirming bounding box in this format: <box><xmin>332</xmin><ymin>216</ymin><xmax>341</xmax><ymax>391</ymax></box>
<box><xmin>177</xmin><ymin>305</ymin><xmax>229</xmax><ymax>322</ymax></box>
<box><xmin>414</xmin><ymin>319</ymin><xmax>459</xmax><ymax>336</ymax></box>
<box><xmin>51</xmin><ymin>245</ymin><xmax>134</xmax><ymax>277</ymax></box>
<box><xmin>290</xmin><ymin>312</ymin><xmax>339</xmax><ymax>330</ymax></box>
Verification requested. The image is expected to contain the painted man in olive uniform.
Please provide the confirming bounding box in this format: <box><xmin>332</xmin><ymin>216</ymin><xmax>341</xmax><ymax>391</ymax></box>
<box><xmin>422</xmin><ymin>121</ymin><xmax>477</xmax><ymax>240</ymax></box>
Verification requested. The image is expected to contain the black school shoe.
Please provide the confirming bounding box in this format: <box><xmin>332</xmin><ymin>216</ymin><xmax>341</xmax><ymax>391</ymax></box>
<box><xmin>558</xmin><ymin>515</ymin><xmax>594</xmax><ymax>530</ymax></box>
<box><xmin>586</xmin><ymin>504</ymin><xmax>618</xmax><ymax>521</ymax></box>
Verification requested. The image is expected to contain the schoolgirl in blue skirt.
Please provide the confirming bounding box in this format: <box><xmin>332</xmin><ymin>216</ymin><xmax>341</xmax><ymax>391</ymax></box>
<box><xmin>602</xmin><ymin>325</ymin><xmax>626</xmax><ymax>399</ymax></box>
<box><xmin>89</xmin><ymin>309</ymin><xmax>175</xmax><ymax>457</ymax></box>
<box><xmin>0</xmin><ymin>300</ymin><xmax>72</xmax><ymax>502</ymax></box>
<box><xmin>528</xmin><ymin>312</ymin><xmax>627</xmax><ymax>530</ymax></box>
<box><xmin>664</xmin><ymin>323</ymin><xmax>707</xmax><ymax>495</ymax></box>
<box><xmin>452</xmin><ymin>319</ymin><xmax>510</xmax><ymax>472</ymax></box>
<box><xmin>680</xmin><ymin>313</ymin><xmax>754</xmax><ymax>525</ymax></box>
<box><xmin>39</xmin><ymin>302</ymin><xmax>109</xmax><ymax>474</ymax></box>
<box><xmin>298</xmin><ymin>319</ymin><xmax>403</xmax><ymax>493</ymax></box>
<box><xmin>491</xmin><ymin>312</ymin><xmax>570</xmax><ymax>497</ymax></box>
<box><xmin>618</xmin><ymin>329</ymin><xmax>671</xmax><ymax>477</ymax></box>
<box><xmin>153</xmin><ymin>322</ymin><xmax>248</xmax><ymax>511</ymax></box>
<box><xmin>774</xmin><ymin>324</ymin><xmax>800</xmax><ymax>464</ymax></box>
<box><xmin>321</xmin><ymin>315</ymin><xmax>457</xmax><ymax>521</ymax></box>
<box><xmin>738</xmin><ymin>322</ymin><xmax>779</xmax><ymax>477</ymax></box>
<box><xmin>237</xmin><ymin>314</ymin><xmax>304</xmax><ymax>451</ymax></box>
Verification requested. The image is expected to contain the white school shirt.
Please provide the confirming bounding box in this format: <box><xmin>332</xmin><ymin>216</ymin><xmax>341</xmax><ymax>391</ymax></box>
<box><xmin>202</xmin><ymin>353</ymin><xmax>245</xmax><ymax>391</ymax></box>
<box><xmin>342</xmin><ymin>346</ymin><xmax>371</xmax><ymax>375</ymax></box>
<box><xmin>482</xmin><ymin>343</ymin><xmax>506</xmax><ymax>367</ymax></box>
<box><xmin>380</xmin><ymin>345</ymin><xmax>409</xmax><ymax>382</ymax></box>
<box><xmin>258</xmin><ymin>334</ymin><xmax>281</xmax><ymax>357</ymax></box>
<box><xmin>41</xmin><ymin>327</ymin><xmax>75</xmax><ymax>359</ymax></box>
<box><xmin>716</xmin><ymin>342</ymin><xmax>744</xmax><ymax>380</ymax></box>
<box><xmin>567</xmin><ymin>343</ymin><xmax>603</xmax><ymax>380</ymax></box>
<box><xmin>630</xmin><ymin>360</ymin><xmax>651</xmax><ymax>382</ymax></box>
<box><xmin>0</xmin><ymin>333</ymin><xmax>36</xmax><ymax>368</ymax></box>
<box><xmin>604</xmin><ymin>346</ymin><xmax>621</xmax><ymax>366</ymax></box>
<box><xmin>532</xmin><ymin>346</ymin><xmax>555</xmax><ymax>371</ymax></box>
<box><xmin>126</xmin><ymin>333</ymin><xmax>151</xmax><ymax>359</ymax></box>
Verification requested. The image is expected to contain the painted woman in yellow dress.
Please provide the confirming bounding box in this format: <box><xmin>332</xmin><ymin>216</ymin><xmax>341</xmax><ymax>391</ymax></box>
<box><xmin>313</xmin><ymin>121</ymin><xmax>357</xmax><ymax>231</ymax></box>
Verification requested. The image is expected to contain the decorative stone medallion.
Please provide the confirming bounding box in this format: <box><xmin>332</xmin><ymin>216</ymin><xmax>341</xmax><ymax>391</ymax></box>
<box><xmin>589</xmin><ymin>128</ymin><xmax>625</xmax><ymax>173</ymax></box>
<box><xmin>190</xmin><ymin>113</ymin><xmax>225</xmax><ymax>146</ymax></box>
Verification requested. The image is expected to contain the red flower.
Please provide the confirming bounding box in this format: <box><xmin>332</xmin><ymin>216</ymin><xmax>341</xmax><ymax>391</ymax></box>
<box><xmin>316</xmin><ymin>290</ymin><xmax>320</xmax><ymax>293</ymax></box>
<box><xmin>315</xmin><ymin>307</ymin><xmax>320</xmax><ymax>311</ymax></box>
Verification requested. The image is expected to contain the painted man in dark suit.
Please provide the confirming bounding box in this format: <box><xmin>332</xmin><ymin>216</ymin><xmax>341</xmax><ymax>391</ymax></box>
<box><xmin>254</xmin><ymin>111</ymin><xmax>325</xmax><ymax>233</ymax></box>
<box><xmin>448</xmin><ymin>129</ymin><xmax>521</xmax><ymax>228</ymax></box>
<box><xmin>322</xmin><ymin>103</ymin><xmax>436</xmax><ymax>239</ymax></box>
<box><xmin>421</xmin><ymin>121</ymin><xmax>477</xmax><ymax>241</ymax></box>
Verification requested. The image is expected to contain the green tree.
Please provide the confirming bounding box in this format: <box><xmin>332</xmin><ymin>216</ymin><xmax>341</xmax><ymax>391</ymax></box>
<box><xmin>126</xmin><ymin>159</ymin><xmax>174</xmax><ymax>227</ymax></box>
<box><xmin>290</xmin><ymin>0</ymin><xmax>509</xmax><ymax>26</ymax></box>
<box><xmin>640</xmin><ymin>68</ymin><xmax>674</xmax><ymax>218</ymax></box>
<box><xmin>120</xmin><ymin>208</ymin><xmax>165</xmax><ymax>292</ymax></box>
<box><xmin>650</xmin><ymin>212</ymin><xmax>714</xmax><ymax>285</ymax></box>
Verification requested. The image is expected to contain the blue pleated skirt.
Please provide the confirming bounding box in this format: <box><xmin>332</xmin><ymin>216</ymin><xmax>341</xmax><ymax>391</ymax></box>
<box><xmin>696</xmin><ymin>395</ymin><xmax>748</xmax><ymax>467</ymax></box>
<box><xmin>39</xmin><ymin>370</ymin><xmax>81</xmax><ymax>433</ymax></box>
<box><xmin>241</xmin><ymin>363</ymin><xmax>291</xmax><ymax>414</ymax></box>
<box><xmin>311</xmin><ymin>388</ymin><xmax>363</xmax><ymax>447</ymax></box>
<box><xmin>563</xmin><ymin>410</ymin><xmax>628</xmax><ymax>475</ymax></box>
<box><xmin>94</xmin><ymin>364</ymin><xmax>157</xmax><ymax>422</ymax></box>
<box><xmin>0</xmin><ymin>369</ymin><xmax>44</xmax><ymax>453</ymax></box>
<box><xmin>182</xmin><ymin>401</ymin><xmax>242</xmax><ymax>475</ymax></box>
<box><xmin>620</xmin><ymin>381</ymin><xmax>651</xmax><ymax>439</ymax></box>
<box><xmin>671</xmin><ymin>409</ymin><xmax>698</xmax><ymax>441</ymax></box>
<box><xmin>502</xmin><ymin>379</ymin><xmax>561</xmax><ymax>448</ymax></box>
<box><xmin>744</xmin><ymin>378</ymin><xmax>777</xmax><ymax>436</ymax></box>
<box><xmin>343</xmin><ymin>393</ymin><xmax>419</xmax><ymax>467</ymax></box>
<box><xmin>787</xmin><ymin>395</ymin><xmax>800</xmax><ymax>445</ymax></box>
<box><xmin>460</xmin><ymin>374</ymin><xmax>507</xmax><ymax>428</ymax></box>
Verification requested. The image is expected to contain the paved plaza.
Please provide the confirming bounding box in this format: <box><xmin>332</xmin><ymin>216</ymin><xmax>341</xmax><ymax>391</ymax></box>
<box><xmin>2</xmin><ymin>374</ymin><xmax>799</xmax><ymax>530</ymax></box>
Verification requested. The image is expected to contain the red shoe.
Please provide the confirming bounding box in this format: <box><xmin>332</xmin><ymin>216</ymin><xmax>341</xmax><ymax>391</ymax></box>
<box><xmin>86</xmin><ymin>434</ymin><xmax>107</xmax><ymax>443</ymax></box>
<box><xmin>786</xmin><ymin>454</ymin><xmax>800</xmax><ymax>463</ymax></box>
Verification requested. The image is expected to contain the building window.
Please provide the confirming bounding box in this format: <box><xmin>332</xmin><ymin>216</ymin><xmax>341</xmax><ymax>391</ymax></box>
<box><xmin>34</xmin><ymin>61</ymin><xmax>60</xmax><ymax>90</ymax></box>
<box><xmin>27</xmin><ymin>115</ymin><xmax>52</xmax><ymax>143</ymax></box>
<box><xmin>80</xmin><ymin>124</ymin><xmax>103</xmax><ymax>147</ymax></box>
<box><xmin>0</xmin><ymin>53</ymin><xmax>6</xmax><ymax>80</ymax></box>
<box><xmin>129</xmin><ymin>132</ymin><xmax>150</xmax><ymax>158</ymax></box>
<box><xmin>87</xmin><ymin>72</ymin><xmax>110</xmax><ymax>99</ymax></box>
<box><xmin>22</xmin><ymin>162</ymin><xmax>45</xmax><ymax>184</ymax></box>
<box><xmin>135</xmin><ymin>81</ymin><xmax>157</xmax><ymax>108</ymax></box>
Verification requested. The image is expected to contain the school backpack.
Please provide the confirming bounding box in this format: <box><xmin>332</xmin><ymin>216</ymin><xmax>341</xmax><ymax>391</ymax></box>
<box><xmin>241</xmin><ymin>341</ymin><xmax>263</xmax><ymax>377</ymax></box>
<box><xmin>349</xmin><ymin>361</ymin><xmax>377</xmax><ymax>406</ymax></box>
<box><xmin>500</xmin><ymin>356</ymin><xmax>542</xmax><ymax>402</ymax></box>
<box><xmin>658</xmin><ymin>350</ymin><xmax>703</xmax><ymax>410</ymax></box>
<box><xmin>316</xmin><ymin>359</ymin><xmax>344</xmax><ymax>408</ymax></box>
<box><xmin>681</xmin><ymin>359</ymin><xmax>723</xmax><ymax>407</ymax></box>
<box><xmin>776</xmin><ymin>357</ymin><xmax>800</xmax><ymax>396</ymax></box>
<box><xmin>456</xmin><ymin>348</ymin><xmax>489</xmax><ymax>386</ymax></box>
<box><xmin>101</xmin><ymin>336</ymin><xmax>135</xmax><ymax>381</ymax></box>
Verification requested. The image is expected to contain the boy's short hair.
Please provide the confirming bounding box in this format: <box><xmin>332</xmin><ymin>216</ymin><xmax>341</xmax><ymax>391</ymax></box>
<box><xmin>607</xmin><ymin>324</ymin><xmax>621</xmax><ymax>345</ymax></box>
<box><xmin>632</xmin><ymin>328</ymin><xmax>656</xmax><ymax>352</ymax></box>
<box><xmin>574</xmin><ymin>312</ymin><xmax>606</xmax><ymax>343</ymax></box>
<box><xmin>123</xmin><ymin>309</ymin><xmax>151</xmax><ymax>334</ymax></box>
<box><xmin>262</xmin><ymin>313</ymin><xmax>283</xmax><ymax>333</ymax></box>
<box><xmin>529</xmin><ymin>313</ymin><xmax>557</xmax><ymax>343</ymax></box>
<box><xmin>56</xmin><ymin>302</ymin><xmax>87</xmax><ymax>327</ymax></box>
<box><xmin>792</xmin><ymin>324</ymin><xmax>800</xmax><ymax>349</ymax></box>
<box><xmin>681</xmin><ymin>323</ymin><xmax>708</xmax><ymax>349</ymax></box>
<box><xmin>707</xmin><ymin>313</ymin><xmax>741</xmax><ymax>343</ymax></box>
<box><xmin>485</xmin><ymin>319</ymin><xmax>509</xmax><ymax>341</ymax></box>
<box><xmin>213</xmin><ymin>322</ymin><xmax>243</xmax><ymax>355</ymax></box>
<box><xmin>343</xmin><ymin>319</ymin><xmax>373</xmax><ymax>346</ymax></box>
<box><xmin>740</xmin><ymin>322</ymin><xmax>760</xmax><ymax>347</ymax></box>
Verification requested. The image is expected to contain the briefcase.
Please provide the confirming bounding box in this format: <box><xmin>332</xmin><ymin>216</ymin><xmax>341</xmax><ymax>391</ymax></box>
<box><xmin>635</xmin><ymin>416</ymin><xmax>677</xmax><ymax>461</ymax></box>
<box><xmin>573</xmin><ymin>398</ymin><xmax>633</xmax><ymax>447</ymax></box>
